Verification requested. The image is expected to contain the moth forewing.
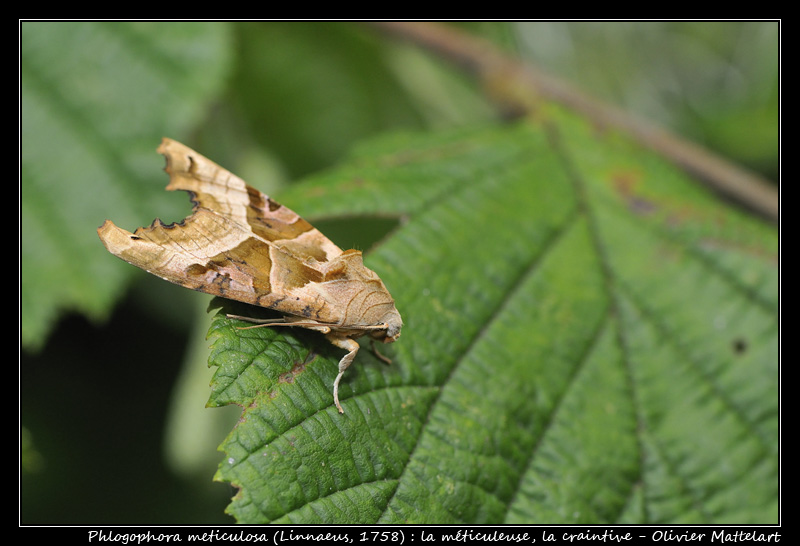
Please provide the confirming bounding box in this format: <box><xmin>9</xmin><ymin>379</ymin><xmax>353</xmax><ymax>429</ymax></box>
<box><xmin>98</xmin><ymin>138</ymin><xmax>402</xmax><ymax>414</ymax></box>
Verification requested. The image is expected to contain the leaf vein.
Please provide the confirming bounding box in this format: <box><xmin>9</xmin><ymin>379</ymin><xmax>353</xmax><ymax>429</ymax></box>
<box><xmin>378</xmin><ymin>208</ymin><xmax>583</xmax><ymax>520</ymax></box>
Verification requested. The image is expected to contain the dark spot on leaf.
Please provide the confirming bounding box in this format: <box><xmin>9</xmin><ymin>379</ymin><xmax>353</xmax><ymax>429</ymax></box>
<box><xmin>732</xmin><ymin>337</ymin><xmax>748</xmax><ymax>355</ymax></box>
<box><xmin>628</xmin><ymin>196</ymin><xmax>658</xmax><ymax>215</ymax></box>
<box><xmin>278</xmin><ymin>354</ymin><xmax>314</xmax><ymax>385</ymax></box>
<box><xmin>610</xmin><ymin>170</ymin><xmax>658</xmax><ymax>216</ymax></box>
<box><xmin>611</xmin><ymin>170</ymin><xmax>642</xmax><ymax>196</ymax></box>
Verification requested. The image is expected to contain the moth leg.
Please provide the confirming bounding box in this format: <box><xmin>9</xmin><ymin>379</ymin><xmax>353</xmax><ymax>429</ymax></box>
<box><xmin>326</xmin><ymin>335</ymin><xmax>360</xmax><ymax>414</ymax></box>
<box><xmin>370</xmin><ymin>340</ymin><xmax>392</xmax><ymax>366</ymax></box>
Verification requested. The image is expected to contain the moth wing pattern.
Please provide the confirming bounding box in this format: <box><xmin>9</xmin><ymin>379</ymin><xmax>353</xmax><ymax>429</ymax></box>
<box><xmin>98</xmin><ymin>138</ymin><xmax>342</xmax><ymax>322</ymax></box>
<box><xmin>156</xmin><ymin>138</ymin><xmax>342</xmax><ymax>263</ymax></box>
<box><xmin>98</xmin><ymin>138</ymin><xmax>403</xmax><ymax>413</ymax></box>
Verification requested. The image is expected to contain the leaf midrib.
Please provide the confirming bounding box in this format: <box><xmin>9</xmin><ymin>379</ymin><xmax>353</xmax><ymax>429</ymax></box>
<box><xmin>376</xmin><ymin>206</ymin><xmax>584</xmax><ymax>522</ymax></box>
<box><xmin>554</xmin><ymin>121</ymin><xmax>779</xmax><ymax>524</ymax></box>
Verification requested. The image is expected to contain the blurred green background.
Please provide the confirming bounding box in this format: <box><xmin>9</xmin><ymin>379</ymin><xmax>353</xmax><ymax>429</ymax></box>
<box><xmin>20</xmin><ymin>21</ymin><xmax>779</xmax><ymax>524</ymax></box>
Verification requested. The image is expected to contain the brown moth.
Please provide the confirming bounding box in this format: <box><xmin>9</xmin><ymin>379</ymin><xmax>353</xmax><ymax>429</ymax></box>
<box><xmin>98</xmin><ymin>138</ymin><xmax>402</xmax><ymax>413</ymax></box>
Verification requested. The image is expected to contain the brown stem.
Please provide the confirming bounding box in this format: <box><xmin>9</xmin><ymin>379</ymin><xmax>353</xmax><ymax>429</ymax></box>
<box><xmin>369</xmin><ymin>22</ymin><xmax>779</xmax><ymax>223</ymax></box>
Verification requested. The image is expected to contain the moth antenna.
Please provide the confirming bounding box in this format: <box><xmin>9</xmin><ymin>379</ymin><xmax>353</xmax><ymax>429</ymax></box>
<box><xmin>226</xmin><ymin>314</ymin><xmax>287</xmax><ymax>324</ymax></box>
<box><xmin>226</xmin><ymin>314</ymin><xmax>288</xmax><ymax>330</ymax></box>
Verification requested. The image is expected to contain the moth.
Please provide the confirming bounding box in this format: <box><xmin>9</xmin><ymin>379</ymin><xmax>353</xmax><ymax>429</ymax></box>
<box><xmin>98</xmin><ymin>138</ymin><xmax>402</xmax><ymax>413</ymax></box>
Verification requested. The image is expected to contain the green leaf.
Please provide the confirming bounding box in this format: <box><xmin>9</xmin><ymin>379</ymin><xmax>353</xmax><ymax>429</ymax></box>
<box><xmin>230</xmin><ymin>22</ymin><xmax>429</xmax><ymax>179</ymax></box>
<box><xmin>510</xmin><ymin>22</ymin><xmax>779</xmax><ymax>179</ymax></box>
<box><xmin>208</xmin><ymin>114</ymin><xmax>777</xmax><ymax>524</ymax></box>
<box><xmin>20</xmin><ymin>21</ymin><xmax>233</xmax><ymax>350</ymax></box>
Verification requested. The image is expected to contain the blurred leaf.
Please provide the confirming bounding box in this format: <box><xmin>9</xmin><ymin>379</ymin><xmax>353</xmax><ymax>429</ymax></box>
<box><xmin>510</xmin><ymin>21</ymin><xmax>779</xmax><ymax>181</ymax></box>
<box><xmin>163</xmin><ymin>299</ymin><xmax>241</xmax><ymax>482</ymax></box>
<box><xmin>20</xmin><ymin>21</ymin><xmax>233</xmax><ymax>350</ymax></box>
<box><xmin>207</xmin><ymin>113</ymin><xmax>777</xmax><ymax>523</ymax></box>
<box><xmin>229</xmin><ymin>22</ymin><xmax>429</xmax><ymax>178</ymax></box>
<box><xmin>21</xmin><ymin>426</ymin><xmax>44</xmax><ymax>474</ymax></box>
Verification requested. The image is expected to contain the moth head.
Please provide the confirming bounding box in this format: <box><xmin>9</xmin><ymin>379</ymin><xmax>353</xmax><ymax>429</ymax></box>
<box><xmin>370</xmin><ymin>308</ymin><xmax>403</xmax><ymax>344</ymax></box>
